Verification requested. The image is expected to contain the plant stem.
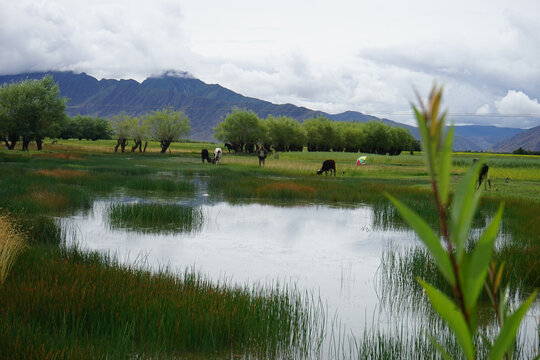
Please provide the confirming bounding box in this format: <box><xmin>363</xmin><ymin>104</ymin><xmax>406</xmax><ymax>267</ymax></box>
<box><xmin>430</xmin><ymin>178</ymin><xmax>471</xmax><ymax>331</ymax></box>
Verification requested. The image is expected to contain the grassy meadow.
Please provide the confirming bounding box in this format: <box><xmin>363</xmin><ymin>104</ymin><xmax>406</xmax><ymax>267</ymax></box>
<box><xmin>1</xmin><ymin>139</ymin><xmax>539</xmax><ymax>359</ymax></box>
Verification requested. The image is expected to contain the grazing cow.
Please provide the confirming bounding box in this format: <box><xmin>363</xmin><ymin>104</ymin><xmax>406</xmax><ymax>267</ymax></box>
<box><xmin>201</xmin><ymin>149</ymin><xmax>212</xmax><ymax>163</ymax></box>
<box><xmin>473</xmin><ymin>159</ymin><xmax>491</xmax><ymax>190</ymax></box>
<box><xmin>224</xmin><ymin>143</ymin><xmax>236</xmax><ymax>153</ymax></box>
<box><xmin>317</xmin><ymin>159</ymin><xmax>336</xmax><ymax>176</ymax></box>
<box><xmin>477</xmin><ymin>163</ymin><xmax>491</xmax><ymax>190</ymax></box>
<box><xmin>213</xmin><ymin>148</ymin><xmax>223</xmax><ymax>164</ymax></box>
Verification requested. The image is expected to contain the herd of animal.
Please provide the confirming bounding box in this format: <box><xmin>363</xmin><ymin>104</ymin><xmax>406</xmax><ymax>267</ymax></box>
<box><xmin>201</xmin><ymin>148</ymin><xmax>222</xmax><ymax>164</ymax></box>
<box><xmin>201</xmin><ymin>146</ymin><xmax>492</xmax><ymax>190</ymax></box>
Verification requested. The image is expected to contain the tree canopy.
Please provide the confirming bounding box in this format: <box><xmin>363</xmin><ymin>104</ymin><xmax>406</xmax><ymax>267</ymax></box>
<box><xmin>59</xmin><ymin>115</ymin><xmax>112</xmax><ymax>141</ymax></box>
<box><xmin>213</xmin><ymin>109</ymin><xmax>416</xmax><ymax>155</ymax></box>
<box><xmin>213</xmin><ymin>108</ymin><xmax>266</xmax><ymax>152</ymax></box>
<box><xmin>0</xmin><ymin>75</ymin><xmax>67</xmax><ymax>150</ymax></box>
<box><xmin>147</xmin><ymin>108</ymin><xmax>191</xmax><ymax>153</ymax></box>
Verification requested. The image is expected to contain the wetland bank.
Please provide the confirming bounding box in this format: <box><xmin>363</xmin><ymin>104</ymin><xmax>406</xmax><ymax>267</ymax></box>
<box><xmin>1</xmin><ymin>143</ymin><xmax>539</xmax><ymax>359</ymax></box>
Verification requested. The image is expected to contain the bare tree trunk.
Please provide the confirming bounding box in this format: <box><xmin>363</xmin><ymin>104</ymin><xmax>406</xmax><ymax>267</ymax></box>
<box><xmin>143</xmin><ymin>141</ymin><xmax>148</xmax><ymax>152</ymax></box>
<box><xmin>7</xmin><ymin>135</ymin><xmax>18</xmax><ymax>150</ymax></box>
<box><xmin>160</xmin><ymin>140</ymin><xmax>171</xmax><ymax>153</ymax></box>
<box><xmin>36</xmin><ymin>136</ymin><xmax>43</xmax><ymax>150</ymax></box>
<box><xmin>131</xmin><ymin>139</ymin><xmax>142</xmax><ymax>152</ymax></box>
<box><xmin>115</xmin><ymin>138</ymin><xmax>127</xmax><ymax>153</ymax></box>
<box><xmin>21</xmin><ymin>138</ymin><xmax>31</xmax><ymax>151</ymax></box>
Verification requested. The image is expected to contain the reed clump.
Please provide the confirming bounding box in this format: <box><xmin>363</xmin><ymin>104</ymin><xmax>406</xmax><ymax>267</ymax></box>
<box><xmin>0</xmin><ymin>245</ymin><xmax>323</xmax><ymax>359</ymax></box>
<box><xmin>107</xmin><ymin>202</ymin><xmax>204</xmax><ymax>234</ymax></box>
<box><xmin>0</xmin><ymin>212</ymin><xmax>27</xmax><ymax>285</ymax></box>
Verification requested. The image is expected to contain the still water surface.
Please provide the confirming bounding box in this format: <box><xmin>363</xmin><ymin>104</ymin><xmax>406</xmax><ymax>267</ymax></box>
<box><xmin>62</xmin><ymin>197</ymin><xmax>416</xmax><ymax>335</ymax></box>
<box><xmin>60</xmin><ymin>196</ymin><xmax>539</xmax><ymax>356</ymax></box>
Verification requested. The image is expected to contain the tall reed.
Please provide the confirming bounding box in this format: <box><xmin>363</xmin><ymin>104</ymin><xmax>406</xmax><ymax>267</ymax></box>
<box><xmin>0</xmin><ymin>212</ymin><xmax>27</xmax><ymax>285</ymax></box>
<box><xmin>0</xmin><ymin>244</ymin><xmax>325</xmax><ymax>359</ymax></box>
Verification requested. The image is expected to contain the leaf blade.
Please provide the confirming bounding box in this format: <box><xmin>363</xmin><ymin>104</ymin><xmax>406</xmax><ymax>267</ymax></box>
<box><xmin>450</xmin><ymin>161</ymin><xmax>483</xmax><ymax>262</ymax></box>
<box><xmin>464</xmin><ymin>203</ymin><xmax>504</xmax><ymax>312</ymax></box>
<box><xmin>490</xmin><ymin>291</ymin><xmax>538</xmax><ymax>360</ymax></box>
<box><xmin>386</xmin><ymin>193</ymin><xmax>455</xmax><ymax>286</ymax></box>
<box><xmin>438</xmin><ymin>126</ymin><xmax>454</xmax><ymax>206</ymax></box>
<box><xmin>419</xmin><ymin>280</ymin><xmax>475</xmax><ymax>360</ymax></box>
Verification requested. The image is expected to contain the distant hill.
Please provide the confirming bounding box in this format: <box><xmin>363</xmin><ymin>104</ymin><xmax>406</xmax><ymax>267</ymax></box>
<box><xmin>492</xmin><ymin>126</ymin><xmax>540</xmax><ymax>152</ymax></box>
<box><xmin>0</xmin><ymin>71</ymin><xmax>528</xmax><ymax>150</ymax></box>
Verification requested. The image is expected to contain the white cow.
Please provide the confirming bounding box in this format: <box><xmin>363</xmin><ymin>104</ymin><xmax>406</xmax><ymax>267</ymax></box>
<box><xmin>213</xmin><ymin>148</ymin><xmax>222</xmax><ymax>164</ymax></box>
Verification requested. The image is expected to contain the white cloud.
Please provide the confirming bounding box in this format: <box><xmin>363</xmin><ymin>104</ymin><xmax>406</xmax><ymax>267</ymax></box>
<box><xmin>475</xmin><ymin>104</ymin><xmax>491</xmax><ymax>115</ymax></box>
<box><xmin>0</xmin><ymin>0</ymin><xmax>193</xmax><ymax>80</ymax></box>
<box><xmin>495</xmin><ymin>90</ymin><xmax>540</xmax><ymax>116</ymax></box>
<box><xmin>1</xmin><ymin>0</ymin><xmax>539</xmax><ymax>129</ymax></box>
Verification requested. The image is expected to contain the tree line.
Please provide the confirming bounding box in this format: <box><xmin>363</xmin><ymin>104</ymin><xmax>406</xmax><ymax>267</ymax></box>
<box><xmin>1</xmin><ymin>76</ymin><xmax>415</xmax><ymax>155</ymax></box>
<box><xmin>0</xmin><ymin>76</ymin><xmax>191</xmax><ymax>152</ymax></box>
<box><xmin>214</xmin><ymin>108</ymin><xmax>419</xmax><ymax>155</ymax></box>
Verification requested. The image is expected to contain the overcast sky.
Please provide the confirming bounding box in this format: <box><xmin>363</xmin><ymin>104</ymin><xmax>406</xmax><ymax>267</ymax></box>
<box><xmin>1</xmin><ymin>0</ymin><xmax>540</xmax><ymax>128</ymax></box>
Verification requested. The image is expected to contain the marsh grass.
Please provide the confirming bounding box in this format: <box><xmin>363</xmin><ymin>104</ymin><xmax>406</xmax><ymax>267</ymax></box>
<box><xmin>0</xmin><ymin>244</ymin><xmax>324</xmax><ymax>359</ymax></box>
<box><xmin>254</xmin><ymin>182</ymin><xmax>318</xmax><ymax>200</ymax></box>
<box><xmin>107</xmin><ymin>202</ymin><xmax>204</xmax><ymax>234</ymax></box>
<box><xmin>0</xmin><ymin>212</ymin><xmax>27</xmax><ymax>285</ymax></box>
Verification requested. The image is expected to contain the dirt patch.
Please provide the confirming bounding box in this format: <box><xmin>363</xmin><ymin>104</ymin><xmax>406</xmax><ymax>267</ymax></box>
<box><xmin>36</xmin><ymin>169</ymin><xmax>88</xmax><ymax>178</ymax></box>
<box><xmin>35</xmin><ymin>152</ymin><xmax>84</xmax><ymax>160</ymax></box>
<box><xmin>22</xmin><ymin>190</ymin><xmax>69</xmax><ymax>209</ymax></box>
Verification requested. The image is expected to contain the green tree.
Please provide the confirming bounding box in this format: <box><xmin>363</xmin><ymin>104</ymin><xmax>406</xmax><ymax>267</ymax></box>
<box><xmin>336</xmin><ymin>122</ymin><xmax>365</xmax><ymax>152</ymax></box>
<box><xmin>303</xmin><ymin>116</ymin><xmax>340</xmax><ymax>152</ymax></box>
<box><xmin>0</xmin><ymin>75</ymin><xmax>66</xmax><ymax>150</ymax></box>
<box><xmin>130</xmin><ymin>116</ymin><xmax>150</xmax><ymax>152</ymax></box>
<box><xmin>59</xmin><ymin>115</ymin><xmax>83</xmax><ymax>140</ymax></box>
<box><xmin>213</xmin><ymin>108</ymin><xmax>265</xmax><ymax>152</ymax></box>
<box><xmin>111</xmin><ymin>112</ymin><xmax>133</xmax><ymax>153</ymax></box>
<box><xmin>148</xmin><ymin>108</ymin><xmax>190</xmax><ymax>153</ymax></box>
<box><xmin>264</xmin><ymin>115</ymin><xmax>306</xmax><ymax>152</ymax></box>
<box><xmin>61</xmin><ymin>115</ymin><xmax>111</xmax><ymax>141</ymax></box>
<box><xmin>362</xmin><ymin>121</ymin><xmax>391</xmax><ymax>154</ymax></box>
<box><xmin>388</xmin><ymin>126</ymin><xmax>415</xmax><ymax>155</ymax></box>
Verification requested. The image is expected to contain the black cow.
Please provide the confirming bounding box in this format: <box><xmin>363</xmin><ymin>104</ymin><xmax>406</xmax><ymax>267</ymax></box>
<box><xmin>477</xmin><ymin>163</ymin><xmax>491</xmax><ymax>190</ymax></box>
<box><xmin>473</xmin><ymin>159</ymin><xmax>491</xmax><ymax>190</ymax></box>
<box><xmin>224</xmin><ymin>143</ymin><xmax>236</xmax><ymax>153</ymax></box>
<box><xmin>317</xmin><ymin>159</ymin><xmax>336</xmax><ymax>176</ymax></box>
<box><xmin>201</xmin><ymin>149</ymin><xmax>212</xmax><ymax>163</ymax></box>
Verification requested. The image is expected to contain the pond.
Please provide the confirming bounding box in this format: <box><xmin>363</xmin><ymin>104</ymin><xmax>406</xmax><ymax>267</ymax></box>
<box><xmin>60</xmin><ymin>194</ymin><xmax>539</xmax><ymax>358</ymax></box>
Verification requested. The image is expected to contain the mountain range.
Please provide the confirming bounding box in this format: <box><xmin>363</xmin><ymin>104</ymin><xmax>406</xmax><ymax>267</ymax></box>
<box><xmin>0</xmin><ymin>71</ymin><xmax>536</xmax><ymax>152</ymax></box>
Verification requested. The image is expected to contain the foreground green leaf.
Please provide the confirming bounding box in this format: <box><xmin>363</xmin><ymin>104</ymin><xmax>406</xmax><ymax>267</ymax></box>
<box><xmin>463</xmin><ymin>203</ymin><xmax>504</xmax><ymax>313</ymax></box>
<box><xmin>386</xmin><ymin>193</ymin><xmax>455</xmax><ymax>286</ymax></box>
<box><xmin>419</xmin><ymin>279</ymin><xmax>475</xmax><ymax>360</ymax></box>
<box><xmin>490</xmin><ymin>291</ymin><xmax>538</xmax><ymax>360</ymax></box>
<box><xmin>438</xmin><ymin>126</ymin><xmax>454</xmax><ymax>206</ymax></box>
<box><xmin>450</xmin><ymin>161</ymin><xmax>483</xmax><ymax>262</ymax></box>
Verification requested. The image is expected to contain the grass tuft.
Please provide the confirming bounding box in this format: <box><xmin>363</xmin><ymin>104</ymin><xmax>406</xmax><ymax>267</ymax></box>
<box><xmin>0</xmin><ymin>211</ymin><xmax>27</xmax><ymax>285</ymax></box>
<box><xmin>107</xmin><ymin>202</ymin><xmax>204</xmax><ymax>234</ymax></box>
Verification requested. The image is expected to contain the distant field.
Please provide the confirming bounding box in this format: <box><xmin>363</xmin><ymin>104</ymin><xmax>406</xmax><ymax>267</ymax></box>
<box><xmin>16</xmin><ymin>139</ymin><xmax>540</xmax><ymax>204</ymax></box>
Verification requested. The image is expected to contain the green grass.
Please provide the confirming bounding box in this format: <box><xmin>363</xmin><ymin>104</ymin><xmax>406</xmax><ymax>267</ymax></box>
<box><xmin>107</xmin><ymin>202</ymin><xmax>204</xmax><ymax>234</ymax></box>
<box><xmin>1</xmin><ymin>142</ymin><xmax>539</xmax><ymax>358</ymax></box>
<box><xmin>0</xmin><ymin>243</ymin><xmax>324</xmax><ymax>360</ymax></box>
